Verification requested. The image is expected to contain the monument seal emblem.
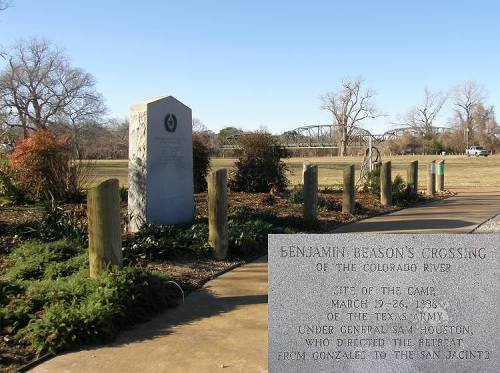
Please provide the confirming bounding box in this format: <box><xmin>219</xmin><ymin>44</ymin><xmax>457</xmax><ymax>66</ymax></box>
<box><xmin>164</xmin><ymin>113</ymin><xmax>177</xmax><ymax>132</ymax></box>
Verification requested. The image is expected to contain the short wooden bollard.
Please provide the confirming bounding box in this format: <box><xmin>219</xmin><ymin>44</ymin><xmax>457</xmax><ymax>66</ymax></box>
<box><xmin>427</xmin><ymin>160</ymin><xmax>436</xmax><ymax>196</ymax></box>
<box><xmin>303</xmin><ymin>164</ymin><xmax>318</xmax><ymax>222</ymax></box>
<box><xmin>301</xmin><ymin>162</ymin><xmax>308</xmax><ymax>184</ymax></box>
<box><xmin>342</xmin><ymin>164</ymin><xmax>355</xmax><ymax>214</ymax></box>
<box><xmin>407</xmin><ymin>160</ymin><xmax>418</xmax><ymax>196</ymax></box>
<box><xmin>380</xmin><ymin>161</ymin><xmax>392</xmax><ymax>207</ymax></box>
<box><xmin>437</xmin><ymin>160</ymin><xmax>445</xmax><ymax>192</ymax></box>
<box><xmin>88</xmin><ymin>178</ymin><xmax>122</xmax><ymax>278</ymax></box>
<box><xmin>208</xmin><ymin>168</ymin><xmax>228</xmax><ymax>259</ymax></box>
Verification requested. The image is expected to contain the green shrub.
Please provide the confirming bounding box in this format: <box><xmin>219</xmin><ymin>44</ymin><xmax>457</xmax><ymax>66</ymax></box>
<box><xmin>123</xmin><ymin>221</ymin><xmax>212</xmax><ymax>263</ymax></box>
<box><xmin>228</xmin><ymin>205</ymin><xmax>303</xmax><ymax>233</ymax></box>
<box><xmin>392</xmin><ymin>175</ymin><xmax>406</xmax><ymax>198</ymax></box>
<box><xmin>287</xmin><ymin>185</ymin><xmax>340</xmax><ymax>212</ymax></box>
<box><xmin>392</xmin><ymin>175</ymin><xmax>419</xmax><ymax>206</ymax></box>
<box><xmin>287</xmin><ymin>185</ymin><xmax>304</xmax><ymax>204</ymax></box>
<box><xmin>0</xmin><ymin>240</ymin><xmax>180</xmax><ymax>355</ymax></box>
<box><xmin>19</xmin><ymin>198</ymin><xmax>87</xmax><ymax>244</ymax></box>
<box><xmin>318</xmin><ymin>197</ymin><xmax>341</xmax><ymax>212</ymax></box>
<box><xmin>192</xmin><ymin>134</ymin><xmax>210</xmax><ymax>193</ymax></box>
<box><xmin>229</xmin><ymin>132</ymin><xmax>290</xmax><ymax>192</ymax></box>
<box><xmin>123</xmin><ymin>218</ymin><xmax>275</xmax><ymax>262</ymax></box>
<box><xmin>227</xmin><ymin>205</ymin><xmax>278</xmax><ymax>257</ymax></box>
<box><xmin>227</xmin><ymin>205</ymin><xmax>254</xmax><ymax>220</ymax></box>
<box><xmin>363</xmin><ymin>169</ymin><xmax>380</xmax><ymax>196</ymax></box>
<box><xmin>228</xmin><ymin>219</ymin><xmax>274</xmax><ymax>258</ymax></box>
<box><xmin>261</xmin><ymin>194</ymin><xmax>275</xmax><ymax>206</ymax></box>
<box><xmin>228</xmin><ymin>205</ymin><xmax>276</xmax><ymax>222</ymax></box>
<box><xmin>0</xmin><ymin>279</ymin><xmax>24</xmax><ymax>305</ymax></box>
<box><xmin>428</xmin><ymin>139</ymin><xmax>444</xmax><ymax>155</ymax></box>
<box><xmin>6</xmin><ymin>240</ymin><xmax>83</xmax><ymax>281</ymax></box>
<box><xmin>0</xmin><ymin>155</ymin><xmax>27</xmax><ymax>203</ymax></box>
<box><xmin>322</xmin><ymin>185</ymin><xmax>343</xmax><ymax>193</ymax></box>
<box><xmin>363</xmin><ymin>171</ymin><xmax>420</xmax><ymax>206</ymax></box>
<box><xmin>42</xmin><ymin>254</ymin><xmax>88</xmax><ymax>280</ymax></box>
<box><xmin>124</xmin><ymin>206</ymin><xmax>294</xmax><ymax>262</ymax></box>
<box><xmin>1</xmin><ymin>274</ymin><xmax>90</xmax><ymax>334</ymax></box>
<box><xmin>18</xmin><ymin>268</ymin><xmax>178</xmax><ymax>354</ymax></box>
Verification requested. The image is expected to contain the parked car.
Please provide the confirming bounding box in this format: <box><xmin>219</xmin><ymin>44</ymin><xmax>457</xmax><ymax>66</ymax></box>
<box><xmin>465</xmin><ymin>145</ymin><xmax>488</xmax><ymax>157</ymax></box>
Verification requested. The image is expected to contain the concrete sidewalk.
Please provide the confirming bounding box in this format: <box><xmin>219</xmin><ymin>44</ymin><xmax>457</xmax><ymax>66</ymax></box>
<box><xmin>334</xmin><ymin>188</ymin><xmax>500</xmax><ymax>233</ymax></box>
<box><xmin>32</xmin><ymin>188</ymin><xmax>500</xmax><ymax>373</ymax></box>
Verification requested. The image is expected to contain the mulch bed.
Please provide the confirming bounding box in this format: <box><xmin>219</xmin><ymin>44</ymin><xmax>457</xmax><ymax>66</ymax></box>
<box><xmin>0</xmin><ymin>190</ymin><xmax>452</xmax><ymax>372</ymax></box>
<box><xmin>0</xmin><ymin>339</ymin><xmax>35</xmax><ymax>373</ymax></box>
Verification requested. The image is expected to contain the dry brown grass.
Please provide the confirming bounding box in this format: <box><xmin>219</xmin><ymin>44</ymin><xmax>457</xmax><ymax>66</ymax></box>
<box><xmin>86</xmin><ymin>155</ymin><xmax>500</xmax><ymax>189</ymax></box>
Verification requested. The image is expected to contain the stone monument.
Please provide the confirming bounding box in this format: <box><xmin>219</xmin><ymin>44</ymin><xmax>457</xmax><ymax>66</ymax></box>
<box><xmin>128</xmin><ymin>96</ymin><xmax>194</xmax><ymax>232</ymax></box>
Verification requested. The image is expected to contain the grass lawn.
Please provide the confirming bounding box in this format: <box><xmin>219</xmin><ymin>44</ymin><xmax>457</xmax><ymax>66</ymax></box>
<box><xmin>85</xmin><ymin>155</ymin><xmax>500</xmax><ymax>189</ymax></box>
<box><xmin>81</xmin><ymin>160</ymin><xmax>129</xmax><ymax>188</ymax></box>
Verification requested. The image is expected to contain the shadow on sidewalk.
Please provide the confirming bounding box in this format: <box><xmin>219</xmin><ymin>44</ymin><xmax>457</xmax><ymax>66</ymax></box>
<box><xmin>337</xmin><ymin>218</ymin><xmax>476</xmax><ymax>232</ymax></box>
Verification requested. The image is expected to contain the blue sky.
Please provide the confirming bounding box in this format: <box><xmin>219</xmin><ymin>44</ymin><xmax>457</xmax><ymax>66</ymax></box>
<box><xmin>1</xmin><ymin>0</ymin><xmax>499</xmax><ymax>134</ymax></box>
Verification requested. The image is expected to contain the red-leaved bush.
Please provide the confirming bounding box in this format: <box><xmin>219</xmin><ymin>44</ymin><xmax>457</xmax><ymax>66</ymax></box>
<box><xmin>7</xmin><ymin>131</ymin><xmax>80</xmax><ymax>201</ymax></box>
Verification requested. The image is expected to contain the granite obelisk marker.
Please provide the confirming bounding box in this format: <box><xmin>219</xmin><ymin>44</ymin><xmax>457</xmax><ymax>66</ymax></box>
<box><xmin>128</xmin><ymin>96</ymin><xmax>194</xmax><ymax>232</ymax></box>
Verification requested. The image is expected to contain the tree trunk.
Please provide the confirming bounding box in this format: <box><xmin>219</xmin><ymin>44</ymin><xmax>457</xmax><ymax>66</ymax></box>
<box><xmin>339</xmin><ymin>127</ymin><xmax>347</xmax><ymax>157</ymax></box>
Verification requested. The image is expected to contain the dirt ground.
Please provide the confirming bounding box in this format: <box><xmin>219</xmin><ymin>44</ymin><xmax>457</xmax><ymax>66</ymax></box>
<box><xmin>195</xmin><ymin>190</ymin><xmax>397</xmax><ymax>230</ymax></box>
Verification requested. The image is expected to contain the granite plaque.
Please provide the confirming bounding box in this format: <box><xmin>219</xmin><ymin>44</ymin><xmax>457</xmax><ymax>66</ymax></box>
<box><xmin>268</xmin><ymin>234</ymin><xmax>500</xmax><ymax>373</ymax></box>
<box><xmin>128</xmin><ymin>96</ymin><xmax>194</xmax><ymax>232</ymax></box>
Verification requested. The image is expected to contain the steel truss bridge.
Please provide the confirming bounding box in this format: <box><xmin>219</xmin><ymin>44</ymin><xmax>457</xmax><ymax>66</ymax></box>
<box><xmin>221</xmin><ymin>124</ymin><xmax>452</xmax><ymax>149</ymax></box>
<box><xmin>220</xmin><ymin>124</ymin><xmax>453</xmax><ymax>186</ymax></box>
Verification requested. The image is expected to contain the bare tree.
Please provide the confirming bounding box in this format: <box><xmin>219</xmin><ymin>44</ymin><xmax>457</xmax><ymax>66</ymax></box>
<box><xmin>468</xmin><ymin>104</ymin><xmax>499</xmax><ymax>149</ymax></box>
<box><xmin>0</xmin><ymin>1</ymin><xmax>11</xmax><ymax>11</ymax></box>
<box><xmin>85</xmin><ymin>119</ymin><xmax>129</xmax><ymax>159</ymax></box>
<box><xmin>321</xmin><ymin>78</ymin><xmax>379</xmax><ymax>156</ymax></box>
<box><xmin>453</xmin><ymin>81</ymin><xmax>485</xmax><ymax>148</ymax></box>
<box><xmin>0</xmin><ymin>38</ymin><xmax>106</xmax><ymax>139</ymax></box>
<box><xmin>401</xmin><ymin>87</ymin><xmax>447</xmax><ymax>138</ymax></box>
<box><xmin>192</xmin><ymin>118</ymin><xmax>207</xmax><ymax>133</ymax></box>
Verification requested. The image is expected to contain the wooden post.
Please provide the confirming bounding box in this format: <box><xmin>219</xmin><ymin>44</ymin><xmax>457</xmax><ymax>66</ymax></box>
<box><xmin>208</xmin><ymin>168</ymin><xmax>228</xmax><ymax>259</ymax></box>
<box><xmin>427</xmin><ymin>160</ymin><xmax>436</xmax><ymax>196</ymax></box>
<box><xmin>436</xmin><ymin>160</ymin><xmax>445</xmax><ymax>192</ymax></box>
<box><xmin>407</xmin><ymin>160</ymin><xmax>418</xmax><ymax>196</ymax></box>
<box><xmin>342</xmin><ymin>164</ymin><xmax>355</xmax><ymax>214</ymax></box>
<box><xmin>380</xmin><ymin>161</ymin><xmax>392</xmax><ymax>207</ymax></box>
<box><xmin>301</xmin><ymin>162</ymin><xmax>309</xmax><ymax>184</ymax></box>
<box><xmin>88</xmin><ymin>179</ymin><xmax>122</xmax><ymax>278</ymax></box>
<box><xmin>303</xmin><ymin>164</ymin><xmax>318</xmax><ymax>222</ymax></box>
